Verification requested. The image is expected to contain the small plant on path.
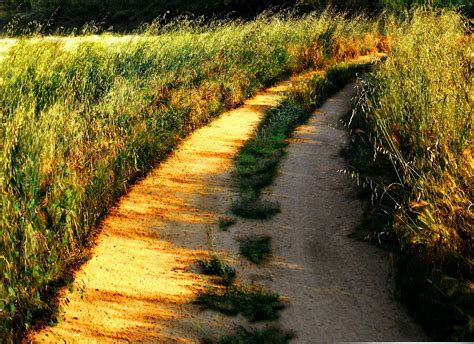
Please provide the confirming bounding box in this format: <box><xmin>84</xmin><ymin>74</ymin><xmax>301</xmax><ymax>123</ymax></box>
<box><xmin>218</xmin><ymin>216</ymin><xmax>237</xmax><ymax>231</ymax></box>
<box><xmin>195</xmin><ymin>285</ymin><xmax>284</xmax><ymax>322</ymax></box>
<box><xmin>197</xmin><ymin>256</ymin><xmax>236</xmax><ymax>287</ymax></box>
<box><xmin>239</xmin><ymin>236</ymin><xmax>272</xmax><ymax>265</ymax></box>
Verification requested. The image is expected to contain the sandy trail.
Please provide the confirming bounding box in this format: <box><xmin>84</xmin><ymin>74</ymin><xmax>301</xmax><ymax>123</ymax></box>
<box><xmin>29</xmin><ymin>71</ymin><xmax>311</xmax><ymax>343</ymax></box>
<box><xmin>29</xmin><ymin>61</ymin><xmax>426</xmax><ymax>343</ymax></box>
<box><xmin>216</xmin><ymin>83</ymin><xmax>427</xmax><ymax>342</ymax></box>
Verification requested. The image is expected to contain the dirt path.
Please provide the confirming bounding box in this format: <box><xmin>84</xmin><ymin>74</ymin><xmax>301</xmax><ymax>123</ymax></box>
<box><xmin>29</xmin><ymin>72</ymin><xmax>312</xmax><ymax>343</ymax></box>
<box><xmin>216</xmin><ymin>83</ymin><xmax>427</xmax><ymax>342</ymax></box>
<box><xmin>29</xmin><ymin>66</ymin><xmax>426</xmax><ymax>343</ymax></box>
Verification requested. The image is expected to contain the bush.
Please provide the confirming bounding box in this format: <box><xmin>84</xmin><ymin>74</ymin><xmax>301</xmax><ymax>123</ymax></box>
<box><xmin>195</xmin><ymin>285</ymin><xmax>284</xmax><ymax>322</ymax></box>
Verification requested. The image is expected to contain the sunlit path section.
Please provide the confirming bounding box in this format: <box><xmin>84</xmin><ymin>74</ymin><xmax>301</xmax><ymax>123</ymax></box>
<box><xmin>264</xmin><ymin>84</ymin><xmax>427</xmax><ymax>342</ymax></box>
<box><xmin>29</xmin><ymin>71</ymin><xmax>314</xmax><ymax>343</ymax></box>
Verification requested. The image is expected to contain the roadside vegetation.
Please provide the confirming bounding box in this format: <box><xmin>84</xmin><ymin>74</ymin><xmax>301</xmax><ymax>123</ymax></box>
<box><xmin>196</xmin><ymin>285</ymin><xmax>284</xmax><ymax>322</ymax></box>
<box><xmin>231</xmin><ymin>61</ymin><xmax>375</xmax><ymax>275</ymax></box>
<box><xmin>0</xmin><ymin>12</ymin><xmax>382</xmax><ymax>340</ymax></box>
<box><xmin>345</xmin><ymin>10</ymin><xmax>473</xmax><ymax>341</ymax></box>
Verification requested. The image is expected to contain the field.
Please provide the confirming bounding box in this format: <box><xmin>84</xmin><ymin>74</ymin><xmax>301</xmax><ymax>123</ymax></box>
<box><xmin>0</xmin><ymin>5</ymin><xmax>472</xmax><ymax>343</ymax></box>
<box><xmin>0</xmin><ymin>12</ymin><xmax>382</xmax><ymax>340</ymax></box>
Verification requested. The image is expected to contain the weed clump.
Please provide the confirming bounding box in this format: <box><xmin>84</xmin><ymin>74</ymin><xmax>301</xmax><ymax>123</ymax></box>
<box><xmin>239</xmin><ymin>236</ymin><xmax>272</xmax><ymax>265</ymax></box>
<box><xmin>218</xmin><ymin>216</ymin><xmax>237</xmax><ymax>231</ymax></box>
<box><xmin>197</xmin><ymin>256</ymin><xmax>236</xmax><ymax>286</ymax></box>
<box><xmin>195</xmin><ymin>285</ymin><xmax>284</xmax><ymax>322</ymax></box>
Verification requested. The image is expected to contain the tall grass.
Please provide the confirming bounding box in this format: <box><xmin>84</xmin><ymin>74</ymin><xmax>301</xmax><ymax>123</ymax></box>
<box><xmin>350</xmin><ymin>9</ymin><xmax>473</xmax><ymax>340</ymax></box>
<box><xmin>0</xmin><ymin>12</ymin><xmax>381</xmax><ymax>340</ymax></box>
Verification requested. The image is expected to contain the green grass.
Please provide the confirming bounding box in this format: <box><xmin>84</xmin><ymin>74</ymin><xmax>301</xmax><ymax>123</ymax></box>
<box><xmin>231</xmin><ymin>61</ymin><xmax>374</xmax><ymax>220</ymax></box>
<box><xmin>229</xmin><ymin>100</ymin><xmax>314</xmax><ymax>220</ymax></box>
<box><xmin>239</xmin><ymin>236</ymin><xmax>272</xmax><ymax>265</ymax></box>
<box><xmin>0</xmin><ymin>11</ymin><xmax>382</xmax><ymax>341</ymax></box>
<box><xmin>346</xmin><ymin>9</ymin><xmax>473</xmax><ymax>341</ymax></box>
<box><xmin>197</xmin><ymin>256</ymin><xmax>236</xmax><ymax>286</ymax></box>
<box><xmin>195</xmin><ymin>285</ymin><xmax>284</xmax><ymax>322</ymax></box>
<box><xmin>207</xmin><ymin>326</ymin><xmax>295</xmax><ymax>344</ymax></box>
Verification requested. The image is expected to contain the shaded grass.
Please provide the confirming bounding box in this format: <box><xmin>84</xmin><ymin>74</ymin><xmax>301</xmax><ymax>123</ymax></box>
<box><xmin>231</xmin><ymin>198</ymin><xmax>281</xmax><ymax>220</ymax></box>
<box><xmin>2</xmin><ymin>1</ymin><xmax>305</xmax><ymax>34</ymax></box>
<box><xmin>229</xmin><ymin>100</ymin><xmax>310</xmax><ymax>220</ymax></box>
<box><xmin>239</xmin><ymin>236</ymin><xmax>272</xmax><ymax>265</ymax></box>
<box><xmin>3</xmin><ymin>1</ymin><xmax>472</xmax><ymax>36</ymax></box>
<box><xmin>207</xmin><ymin>326</ymin><xmax>295</xmax><ymax>344</ymax></box>
<box><xmin>218</xmin><ymin>216</ymin><xmax>237</xmax><ymax>231</ymax></box>
<box><xmin>197</xmin><ymin>256</ymin><xmax>236</xmax><ymax>287</ymax></box>
<box><xmin>195</xmin><ymin>285</ymin><xmax>284</xmax><ymax>322</ymax></box>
